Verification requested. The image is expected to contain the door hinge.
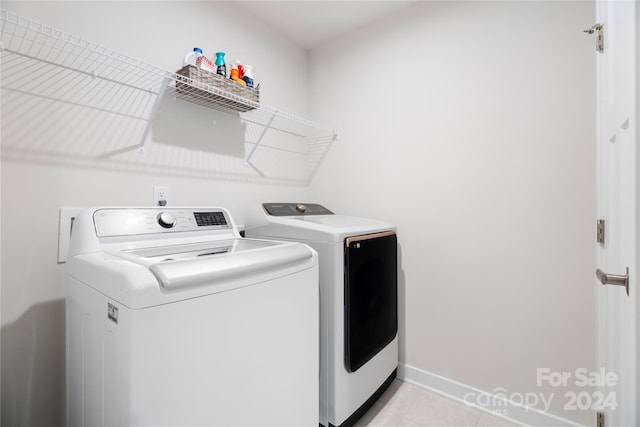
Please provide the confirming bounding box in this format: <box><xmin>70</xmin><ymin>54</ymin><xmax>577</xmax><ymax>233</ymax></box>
<box><xmin>597</xmin><ymin>411</ymin><xmax>605</xmax><ymax>427</ymax></box>
<box><xmin>584</xmin><ymin>23</ymin><xmax>604</xmax><ymax>52</ymax></box>
<box><xmin>597</xmin><ymin>219</ymin><xmax>605</xmax><ymax>244</ymax></box>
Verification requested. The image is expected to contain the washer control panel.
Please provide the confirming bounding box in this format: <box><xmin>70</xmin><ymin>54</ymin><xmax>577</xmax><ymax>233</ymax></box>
<box><xmin>93</xmin><ymin>208</ymin><xmax>231</xmax><ymax>237</ymax></box>
<box><xmin>263</xmin><ymin>203</ymin><xmax>334</xmax><ymax>216</ymax></box>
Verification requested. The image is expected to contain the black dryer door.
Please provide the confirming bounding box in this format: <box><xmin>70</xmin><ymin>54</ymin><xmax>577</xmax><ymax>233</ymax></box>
<box><xmin>344</xmin><ymin>231</ymin><xmax>397</xmax><ymax>373</ymax></box>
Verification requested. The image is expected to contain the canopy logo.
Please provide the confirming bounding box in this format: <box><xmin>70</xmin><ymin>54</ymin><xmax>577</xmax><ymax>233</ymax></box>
<box><xmin>463</xmin><ymin>387</ymin><xmax>553</xmax><ymax>416</ymax></box>
<box><xmin>462</xmin><ymin>368</ymin><xmax>618</xmax><ymax>417</ymax></box>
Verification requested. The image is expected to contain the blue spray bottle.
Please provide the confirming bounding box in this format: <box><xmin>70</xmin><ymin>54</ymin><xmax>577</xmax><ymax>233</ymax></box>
<box><xmin>215</xmin><ymin>52</ymin><xmax>226</xmax><ymax>77</ymax></box>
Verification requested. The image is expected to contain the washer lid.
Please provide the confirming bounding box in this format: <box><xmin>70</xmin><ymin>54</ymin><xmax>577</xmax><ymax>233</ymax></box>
<box><xmin>287</xmin><ymin>215</ymin><xmax>395</xmax><ymax>242</ymax></box>
<box><xmin>118</xmin><ymin>239</ymin><xmax>277</xmax><ymax>262</ymax></box>
<box><xmin>107</xmin><ymin>238</ymin><xmax>312</xmax><ymax>291</ymax></box>
<box><xmin>245</xmin><ymin>204</ymin><xmax>395</xmax><ymax>242</ymax></box>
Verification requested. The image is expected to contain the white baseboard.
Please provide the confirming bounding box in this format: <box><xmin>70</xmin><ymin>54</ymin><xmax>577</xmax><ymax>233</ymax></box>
<box><xmin>397</xmin><ymin>363</ymin><xmax>586</xmax><ymax>427</ymax></box>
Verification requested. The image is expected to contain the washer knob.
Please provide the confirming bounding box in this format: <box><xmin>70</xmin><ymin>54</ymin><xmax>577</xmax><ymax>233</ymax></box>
<box><xmin>295</xmin><ymin>204</ymin><xmax>307</xmax><ymax>213</ymax></box>
<box><xmin>157</xmin><ymin>212</ymin><xmax>177</xmax><ymax>229</ymax></box>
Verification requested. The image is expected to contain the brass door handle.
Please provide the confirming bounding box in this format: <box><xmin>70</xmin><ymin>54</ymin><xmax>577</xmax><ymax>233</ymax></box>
<box><xmin>596</xmin><ymin>267</ymin><xmax>629</xmax><ymax>296</ymax></box>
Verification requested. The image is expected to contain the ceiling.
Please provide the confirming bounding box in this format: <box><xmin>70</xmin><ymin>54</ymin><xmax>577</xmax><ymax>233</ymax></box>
<box><xmin>235</xmin><ymin>1</ymin><xmax>415</xmax><ymax>50</ymax></box>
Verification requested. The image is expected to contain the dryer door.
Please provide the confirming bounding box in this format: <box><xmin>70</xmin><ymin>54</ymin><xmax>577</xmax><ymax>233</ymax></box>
<box><xmin>344</xmin><ymin>231</ymin><xmax>397</xmax><ymax>373</ymax></box>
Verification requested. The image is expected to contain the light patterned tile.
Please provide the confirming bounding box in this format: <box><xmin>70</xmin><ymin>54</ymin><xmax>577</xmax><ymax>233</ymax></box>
<box><xmin>475</xmin><ymin>411</ymin><xmax>520</xmax><ymax>427</ymax></box>
<box><xmin>355</xmin><ymin>403</ymin><xmax>423</xmax><ymax>427</ymax></box>
<box><xmin>353</xmin><ymin>406</ymin><xmax>380</xmax><ymax>427</ymax></box>
<box><xmin>355</xmin><ymin>379</ymin><xmax>524</xmax><ymax>427</ymax></box>
<box><xmin>403</xmin><ymin>387</ymin><xmax>483</xmax><ymax>427</ymax></box>
<box><xmin>366</xmin><ymin>405</ymin><xmax>408</xmax><ymax>427</ymax></box>
<box><xmin>398</xmin><ymin>419</ymin><xmax>423</xmax><ymax>427</ymax></box>
<box><xmin>354</xmin><ymin>380</ymin><xmax>423</xmax><ymax>427</ymax></box>
<box><xmin>372</xmin><ymin>380</ymin><xmax>423</xmax><ymax>415</ymax></box>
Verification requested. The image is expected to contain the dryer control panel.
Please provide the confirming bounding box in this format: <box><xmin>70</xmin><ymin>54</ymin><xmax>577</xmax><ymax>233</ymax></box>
<box><xmin>93</xmin><ymin>208</ymin><xmax>231</xmax><ymax>237</ymax></box>
<box><xmin>263</xmin><ymin>203</ymin><xmax>334</xmax><ymax>216</ymax></box>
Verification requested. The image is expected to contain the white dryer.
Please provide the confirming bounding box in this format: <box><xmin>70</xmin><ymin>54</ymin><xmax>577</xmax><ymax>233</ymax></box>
<box><xmin>245</xmin><ymin>203</ymin><xmax>398</xmax><ymax>427</ymax></box>
<box><xmin>66</xmin><ymin>207</ymin><xmax>319</xmax><ymax>427</ymax></box>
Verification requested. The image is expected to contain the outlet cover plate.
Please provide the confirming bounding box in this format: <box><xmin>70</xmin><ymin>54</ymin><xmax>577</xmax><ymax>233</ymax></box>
<box><xmin>153</xmin><ymin>186</ymin><xmax>169</xmax><ymax>206</ymax></box>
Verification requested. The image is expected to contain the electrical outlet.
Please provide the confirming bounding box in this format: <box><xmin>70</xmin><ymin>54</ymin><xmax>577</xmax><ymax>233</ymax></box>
<box><xmin>153</xmin><ymin>186</ymin><xmax>169</xmax><ymax>206</ymax></box>
<box><xmin>58</xmin><ymin>207</ymin><xmax>83</xmax><ymax>263</ymax></box>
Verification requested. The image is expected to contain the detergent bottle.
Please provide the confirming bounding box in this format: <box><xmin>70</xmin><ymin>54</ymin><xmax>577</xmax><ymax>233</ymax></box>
<box><xmin>183</xmin><ymin>47</ymin><xmax>216</xmax><ymax>72</ymax></box>
<box><xmin>183</xmin><ymin>47</ymin><xmax>203</xmax><ymax>67</ymax></box>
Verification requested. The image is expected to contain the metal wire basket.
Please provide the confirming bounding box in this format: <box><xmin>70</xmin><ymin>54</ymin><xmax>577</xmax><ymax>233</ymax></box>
<box><xmin>175</xmin><ymin>65</ymin><xmax>260</xmax><ymax>113</ymax></box>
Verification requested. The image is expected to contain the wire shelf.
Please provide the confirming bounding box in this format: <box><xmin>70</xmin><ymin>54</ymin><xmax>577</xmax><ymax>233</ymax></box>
<box><xmin>0</xmin><ymin>9</ymin><xmax>337</xmax><ymax>184</ymax></box>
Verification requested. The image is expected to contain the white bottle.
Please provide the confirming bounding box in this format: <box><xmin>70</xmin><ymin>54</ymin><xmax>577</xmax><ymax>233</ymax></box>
<box><xmin>183</xmin><ymin>47</ymin><xmax>203</xmax><ymax>68</ymax></box>
<box><xmin>242</xmin><ymin>65</ymin><xmax>254</xmax><ymax>88</ymax></box>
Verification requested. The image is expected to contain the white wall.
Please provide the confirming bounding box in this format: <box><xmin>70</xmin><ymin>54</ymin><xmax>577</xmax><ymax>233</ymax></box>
<box><xmin>0</xmin><ymin>2</ymin><xmax>311</xmax><ymax>426</ymax></box>
<box><xmin>308</xmin><ymin>1</ymin><xmax>596</xmax><ymax>425</ymax></box>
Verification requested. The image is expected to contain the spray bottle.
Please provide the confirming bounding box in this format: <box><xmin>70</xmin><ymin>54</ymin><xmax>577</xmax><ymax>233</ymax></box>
<box><xmin>242</xmin><ymin>65</ymin><xmax>254</xmax><ymax>88</ymax></box>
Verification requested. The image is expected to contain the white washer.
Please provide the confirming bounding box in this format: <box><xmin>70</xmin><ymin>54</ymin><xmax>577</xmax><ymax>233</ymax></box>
<box><xmin>245</xmin><ymin>203</ymin><xmax>398</xmax><ymax>427</ymax></box>
<box><xmin>66</xmin><ymin>207</ymin><xmax>319</xmax><ymax>427</ymax></box>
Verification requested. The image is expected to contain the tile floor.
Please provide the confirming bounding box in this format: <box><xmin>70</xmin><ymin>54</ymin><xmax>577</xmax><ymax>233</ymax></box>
<box><xmin>354</xmin><ymin>380</ymin><xmax>520</xmax><ymax>427</ymax></box>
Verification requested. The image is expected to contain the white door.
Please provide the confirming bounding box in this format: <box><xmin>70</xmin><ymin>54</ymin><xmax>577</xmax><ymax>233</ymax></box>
<box><xmin>595</xmin><ymin>1</ymin><xmax>637</xmax><ymax>426</ymax></box>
